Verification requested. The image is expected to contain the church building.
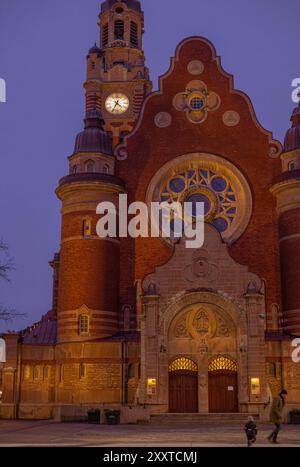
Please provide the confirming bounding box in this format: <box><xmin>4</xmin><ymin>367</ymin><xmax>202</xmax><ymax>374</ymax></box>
<box><xmin>1</xmin><ymin>0</ymin><xmax>300</xmax><ymax>422</ymax></box>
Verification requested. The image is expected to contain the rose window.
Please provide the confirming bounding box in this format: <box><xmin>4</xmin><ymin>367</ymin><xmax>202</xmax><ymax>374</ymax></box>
<box><xmin>160</xmin><ymin>168</ymin><xmax>237</xmax><ymax>234</ymax></box>
<box><xmin>146</xmin><ymin>153</ymin><xmax>253</xmax><ymax>245</ymax></box>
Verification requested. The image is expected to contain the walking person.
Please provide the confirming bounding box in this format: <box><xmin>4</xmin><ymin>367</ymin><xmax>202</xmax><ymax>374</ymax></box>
<box><xmin>268</xmin><ymin>389</ymin><xmax>288</xmax><ymax>444</ymax></box>
<box><xmin>245</xmin><ymin>416</ymin><xmax>258</xmax><ymax>447</ymax></box>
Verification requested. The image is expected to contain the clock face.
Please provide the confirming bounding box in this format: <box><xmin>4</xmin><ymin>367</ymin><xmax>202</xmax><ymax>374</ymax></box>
<box><xmin>105</xmin><ymin>93</ymin><xmax>129</xmax><ymax>115</ymax></box>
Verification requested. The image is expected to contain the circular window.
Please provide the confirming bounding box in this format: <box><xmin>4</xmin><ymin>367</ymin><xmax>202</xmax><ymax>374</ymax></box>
<box><xmin>115</xmin><ymin>7</ymin><xmax>124</xmax><ymax>14</ymax></box>
<box><xmin>160</xmin><ymin>168</ymin><xmax>237</xmax><ymax>235</ymax></box>
<box><xmin>169</xmin><ymin>177</ymin><xmax>185</xmax><ymax>193</ymax></box>
<box><xmin>190</xmin><ymin>97</ymin><xmax>205</xmax><ymax>111</ymax></box>
<box><xmin>185</xmin><ymin>193</ymin><xmax>212</xmax><ymax>217</ymax></box>
<box><xmin>146</xmin><ymin>153</ymin><xmax>253</xmax><ymax>245</ymax></box>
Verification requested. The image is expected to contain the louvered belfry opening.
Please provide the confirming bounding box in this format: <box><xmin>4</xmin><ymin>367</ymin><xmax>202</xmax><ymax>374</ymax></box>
<box><xmin>130</xmin><ymin>21</ymin><xmax>138</xmax><ymax>47</ymax></box>
<box><xmin>114</xmin><ymin>20</ymin><xmax>124</xmax><ymax>40</ymax></box>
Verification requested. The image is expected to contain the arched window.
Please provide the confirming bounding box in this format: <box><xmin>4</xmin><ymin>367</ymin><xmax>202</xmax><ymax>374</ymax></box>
<box><xmin>83</xmin><ymin>219</ymin><xmax>92</xmax><ymax>238</ymax></box>
<box><xmin>79</xmin><ymin>363</ymin><xmax>86</xmax><ymax>379</ymax></box>
<box><xmin>78</xmin><ymin>315</ymin><xmax>89</xmax><ymax>335</ymax></box>
<box><xmin>72</xmin><ymin>165</ymin><xmax>77</xmax><ymax>174</ymax></box>
<box><xmin>208</xmin><ymin>357</ymin><xmax>237</xmax><ymax>372</ymax></box>
<box><xmin>130</xmin><ymin>21</ymin><xmax>138</xmax><ymax>47</ymax></box>
<box><xmin>102</xmin><ymin>23</ymin><xmax>109</xmax><ymax>47</ymax></box>
<box><xmin>23</xmin><ymin>365</ymin><xmax>31</xmax><ymax>381</ymax></box>
<box><xmin>289</xmin><ymin>161</ymin><xmax>297</xmax><ymax>171</ymax></box>
<box><xmin>268</xmin><ymin>362</ymin><xmax>277</xmax><ymax>378</ymax></box>
<box><xmin>169</xmin><ymin>357</ymin><xmax>198</xmax><ymax>373</ymax></box>
<box><xmin>91</xmin><ymin>61</ymin><xmax>96</xmax><ymax>70</ymax></box>
<box><xmin>103</xmin><ymin>164</ymin><xmax>110</xmax><ymax>174</ymax></box>
<box><xmin>85</xmin><ymin>160</ymin><xmax>95</xmax><ymax>173</ymax></box>
<box><xmin>114</xmin><ymin>20</ymin><xmax>124</xmax><ymax>40</ymax></box>
<box><xmin>127</xmin><ymin>363</ymin><xmax>134</xmax><ymax>379</ymax></box>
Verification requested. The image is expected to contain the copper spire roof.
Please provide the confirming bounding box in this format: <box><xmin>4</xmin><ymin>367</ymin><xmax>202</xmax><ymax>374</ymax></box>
<box><xmin>21</xmin><ymin>310</ymin><xmax>57</xmax><ymax>345</ymax></box>
<box><xmin>73</xmin><ymin>109</ymin><xmax>113</xmax><ymax>155</ymax></box>
<box><xmin>101</xmin><ymin>0</ymin><xmax>141</xmax><ymax>13</ymax></box>
<box><xmin>284</xmin><ymin>94</ymin><xmax>300</xmax><ymax>152</ymax></box>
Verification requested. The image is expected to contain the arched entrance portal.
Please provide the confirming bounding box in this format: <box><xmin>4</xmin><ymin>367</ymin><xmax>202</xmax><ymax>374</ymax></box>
<box><xmin>169</xmin><ymin>357</ymin><xmax>198</xmax><ymax>413</ymax></box>
<box><xmin>208</xmin><ymin>357</ymin><xmax>238</xmax><ymax>413</ymax></box>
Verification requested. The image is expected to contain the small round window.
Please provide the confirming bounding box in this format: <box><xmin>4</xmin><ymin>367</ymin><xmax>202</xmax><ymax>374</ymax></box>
<box><xmin>190</xmin><ymin>97</ymin><xmax>204</xmax><ymax>111</ymax></box>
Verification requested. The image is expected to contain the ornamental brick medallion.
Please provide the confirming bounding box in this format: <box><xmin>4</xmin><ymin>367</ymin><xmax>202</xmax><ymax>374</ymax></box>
<box><xmin>173</xmin><ymin>80</ymin><xmax>221</xmax><ymax>124</ymax></box>
<box><xmin>187</xmin><ymin>60</ymin><xmax>205</xmax><ymax>75</ymax></box>
<box><xmin>154</xmin><ymin>112</ymin><xmax>172</xmax><ymax>128</ymax></box>
<box><xmin>184</xmin><ymin>248</ymin><xmax>219</xmax><ymax>283</ymax></box>
<box><xmin>222</xmin><ymin>110</ymin><xmax>240</xmax><ymax>127</ymax></box>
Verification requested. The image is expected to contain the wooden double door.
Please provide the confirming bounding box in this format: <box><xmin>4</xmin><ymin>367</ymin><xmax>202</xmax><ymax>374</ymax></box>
<box><xmin>169</xmin><ymin>367</ymin><xmax>238</xmax><ymax>413</ymax></box>
<box><xmin>169</xmin><ymin>370</ymin><xmax>198</xmax><ymax>413</ymax></box>
<box><xmin>208</xmin><ymin>370</ymin><xmax>238</xmax><ymax>413</ymax></box>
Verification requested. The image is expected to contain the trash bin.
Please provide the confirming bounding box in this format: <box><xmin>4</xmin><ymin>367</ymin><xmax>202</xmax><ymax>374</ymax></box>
<box><xmin>87</xmin><ymin>409</ymin><xmax>101</xmax><ymax>424</ymax></box>
<box><xmin>105</xmin><ymin>409</ymin><xmax>120</xmax><ymax>425</ymax></box>
<box><xmin>290</xmin><ymin>410</ymin><xmax>300</xmax><ymax>424</ymax></box>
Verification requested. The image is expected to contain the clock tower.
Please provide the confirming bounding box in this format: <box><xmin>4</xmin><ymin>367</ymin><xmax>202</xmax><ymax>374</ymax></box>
<box><xmin>85</xmin><ymin>0</ymin><xmax>152</xmax><ymax>147</ymax></box>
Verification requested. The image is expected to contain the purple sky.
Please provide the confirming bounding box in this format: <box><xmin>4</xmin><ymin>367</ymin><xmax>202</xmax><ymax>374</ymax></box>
<box><xmin>0</xmin><ymin>0</ymin><xmax>299</xmax><ymax>333</ymax></box>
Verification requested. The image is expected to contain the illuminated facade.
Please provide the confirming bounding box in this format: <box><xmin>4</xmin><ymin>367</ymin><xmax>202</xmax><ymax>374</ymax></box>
<box><xmin>1</xmin><ymin>0</ymin><xmax>300</xmax><ymax>422</ymax></box>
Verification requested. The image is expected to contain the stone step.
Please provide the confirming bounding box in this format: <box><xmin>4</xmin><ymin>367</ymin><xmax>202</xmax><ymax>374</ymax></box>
<box><xmin>150</xmin><ymin>413</ymin><xmax>260</xmax><ymax>424</ymax></box>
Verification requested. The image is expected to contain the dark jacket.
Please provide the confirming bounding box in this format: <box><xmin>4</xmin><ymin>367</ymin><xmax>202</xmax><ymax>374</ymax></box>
<box><xmin>269</xmin><ymin>396</ymin><xmax>285</xmax><ymax>424</ymax></box>
<box><xmin>245</xmin><ymin>420</ymin><xmax>257</xmax><ymax>437</ymax></box>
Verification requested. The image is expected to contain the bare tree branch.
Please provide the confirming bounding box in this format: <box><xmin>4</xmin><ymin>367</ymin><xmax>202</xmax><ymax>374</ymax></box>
<box><xmin>0</xmin><ymin>240</ymin><xmax>26</xmax><ymax>322</ymax></box>
<box><xmin>0</xmin><ymin>240</ymin><xmax>14</xmax><ymax>282</ymax></box>
<box><xmin>0</xmin><ymin>305</ymin><xmax>26</xmax><ymax>322</ymax></box>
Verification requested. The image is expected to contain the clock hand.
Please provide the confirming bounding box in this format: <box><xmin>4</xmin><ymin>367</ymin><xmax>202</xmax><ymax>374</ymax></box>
<box><xmin>112</xmin><ymin>101</ymin><xmax>119</xmax><ymax>112</ymax></box>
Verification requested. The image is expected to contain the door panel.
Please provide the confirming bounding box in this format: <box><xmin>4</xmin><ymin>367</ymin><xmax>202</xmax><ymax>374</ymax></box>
<box><xmin>208</xmin><ymin>371</ymin><xmax>238</xmax><ymax>413</ymax></box>
<box><xmin>169</xmin><ymin>371</ymin><xmax>198</xmax><ymax>413</ymax></box>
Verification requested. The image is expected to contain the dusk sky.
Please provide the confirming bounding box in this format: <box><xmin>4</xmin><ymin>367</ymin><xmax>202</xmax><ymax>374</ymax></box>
<box><xmin>0</xmin><ymin>0</ymin><xmax>299</xmax><ymax>333</ymax></box>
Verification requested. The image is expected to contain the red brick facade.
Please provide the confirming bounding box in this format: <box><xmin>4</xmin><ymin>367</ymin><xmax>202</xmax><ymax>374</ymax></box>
<box><xmin>1</xmin><ymin>1</ymin><xmax>300</xmax><ymax>422</ymax></box>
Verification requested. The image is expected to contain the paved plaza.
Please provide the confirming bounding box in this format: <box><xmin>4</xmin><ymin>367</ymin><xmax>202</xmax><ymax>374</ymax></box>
<box><xmin>0</xmin><ymin>420</ymin><xmax>299</xmax><ymax>447</ymax></box>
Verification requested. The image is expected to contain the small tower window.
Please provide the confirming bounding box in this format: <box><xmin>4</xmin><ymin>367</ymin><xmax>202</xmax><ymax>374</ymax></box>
<box><xmin>103</xmin><ymin>164</ymin><xmax>110</xmax><ymax>174</ymax></box>
<box><xmin>130</xmin><ymin>21</ymin><xmax>138</xmax><ymax>48</ymax></box>
<box><xmin>79</xmin><ymin>315</ymin><xmax>89</xmax><ymax>335</ymax></box>
<box><xmin>102</xmin><ymin>23</ymin><xmax>109</xmax><ymax>47</ymax></box>
<box><xmin>269</xmin><ymin>362</ymin><xmax>277</xmax><ymax>378</ymax></box>
<box><xmin>79</xmin><ymin>363</ymin><xmax>86</xmax><ymax>379</ymax></box>
<box><xmin>114</xmin><ymin>20</ymin><xmax>124</xmax><ymax>40</ymax></box>
<box><xmin>85</xmin><ymin>160</ymin><xmax>95</xmax><ymax>173</ymax></box>
<box><xmin>72</xmin><ymin>165</ymin><xmax>77</xmax><ymax>174</ymax></box>
<box><xmin>83</xmin><ymin>219</ymin><xmax>92</xmax><ymax>238</ymax></box>
<box><xmin>289</xmin><ymin>161</ymin><xmax>297</xmax><ymax>171</ymax></box>
<box><xmin>91</xmin><ymin>61</ymin><xmax>96</xmax><ymax>70</ymax></box>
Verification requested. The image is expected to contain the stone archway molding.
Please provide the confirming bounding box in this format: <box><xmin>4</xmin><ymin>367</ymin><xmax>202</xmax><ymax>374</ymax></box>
<box><xmin>161</xmin><ymin>290</ymin><xmax>246</xmax><ymax>337</ymax></box>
